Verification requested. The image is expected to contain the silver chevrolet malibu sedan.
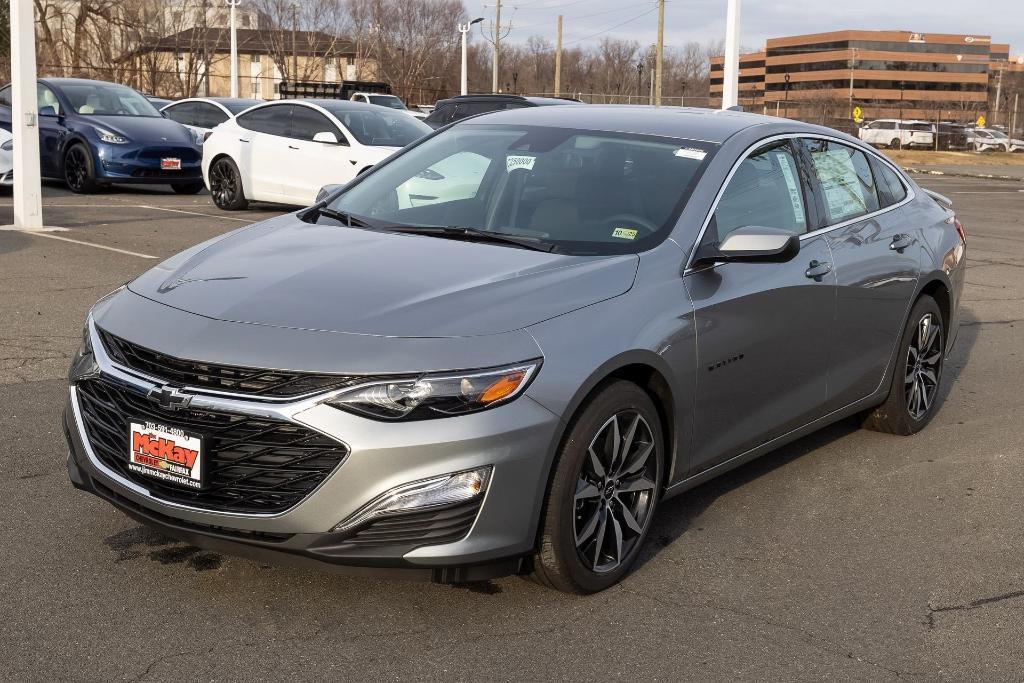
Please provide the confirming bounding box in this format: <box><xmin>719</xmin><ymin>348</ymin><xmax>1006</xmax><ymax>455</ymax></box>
<box><xmin>66</xmin><ymin>106</ymin><xmax>966</xmax><ymax>593</ymax></box>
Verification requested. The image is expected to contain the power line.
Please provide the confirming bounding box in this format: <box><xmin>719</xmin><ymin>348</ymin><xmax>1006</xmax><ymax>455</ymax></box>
<box><xmin>512</xmin><ymin>5</ymin><xmax>647</xmax><ymax>32</ymax></box>
<box><xmin>563</xmin><ymin>5</ymin><xmax>657</xmax><ymax>46</ymax></box>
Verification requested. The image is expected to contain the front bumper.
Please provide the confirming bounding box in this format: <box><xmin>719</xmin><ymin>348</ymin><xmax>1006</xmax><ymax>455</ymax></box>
<box><xmin>94</xmin><ymin>143</ymin><xmax>202</xmax><ymax>183</ymax></box>
<box><xmin>65</xmin><ymin>335</ymin><xmax>562</xmax><ymax>579</ymax></box>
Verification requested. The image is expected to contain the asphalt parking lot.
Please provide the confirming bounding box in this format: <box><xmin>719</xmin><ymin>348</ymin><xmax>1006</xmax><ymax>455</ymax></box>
<box><xmin>2</xmin><ymin>176</ymin><xmax>1023</xmax><ymax>681</ymax></box>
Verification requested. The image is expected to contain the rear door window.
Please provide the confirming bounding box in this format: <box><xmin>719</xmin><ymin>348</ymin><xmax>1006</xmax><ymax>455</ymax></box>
<box><xmin>869</xmin><ymin>157</ymin><xmax>908</xmax><ymax>208</ymax></box>
<box><xmin>193</xmin><ymin>102</ymin><xmax>229</xmax><ymax>129</ymax></box>
<box><xmin>797</xmin><ymin>139</ymin><xmax>880</xmax><ymax>224</ymax></box>
<box><xmin>288</xmin><ymin>105</ymin><xmax>341</xmax><ymax>142</ymax></box>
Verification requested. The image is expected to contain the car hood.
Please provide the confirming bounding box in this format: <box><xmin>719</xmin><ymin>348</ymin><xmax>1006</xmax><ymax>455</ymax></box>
<box><xmin>127</xmin><ymin>215</ymin><xmax>639</xmax><ymax>338</ymax></box>
<box><xmin>83</xmin><ymin>115</ymin><xmax>196</xmax><ymax>145</ymax></box>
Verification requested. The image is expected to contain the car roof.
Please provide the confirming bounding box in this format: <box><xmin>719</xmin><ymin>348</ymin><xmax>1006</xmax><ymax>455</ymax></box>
<box><xmin>39</xmin><ymin>77</ymin><xmax>138</xmax><ymax>88</ymax></box>
<box><xmin>452</xmin><ymin>105</ymin><xmax>804</xmax><ymax>144</ymax></box>
<box><xmin>256</xmin><ymin>99</ymin><xmax>382</xmax><ymax>112</ymax></box>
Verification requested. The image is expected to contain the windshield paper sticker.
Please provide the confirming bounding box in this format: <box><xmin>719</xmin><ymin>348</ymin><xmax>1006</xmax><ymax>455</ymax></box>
<box><xmin>612</xmin><ymin>227</ymin><xmax>638</xmax><ymax>240</ymax></box>
<box><xmin>506</xmin><ymin>155</ymin><xmax>536</xmax><ymax>172</ymax></box>
<box><xmin>674</xmin><ymin>148</ymin><xmax>707</xmax><ymax>160</ymax></box>
<box><xmin>776</xmin><ymin>153</ymin><xmax>806</xmax><ymax>225</ymax></box>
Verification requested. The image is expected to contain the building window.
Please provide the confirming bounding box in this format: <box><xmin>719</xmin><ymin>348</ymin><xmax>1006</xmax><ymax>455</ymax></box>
<box><xmin>346</xmin><ymin>56</ymin><xmax>355</xmax><ymax>66</ymax></box>
<box><xmin>242</xmin><ymin>14</ymin><xmax>251</xmax><ymax>28</ymax></box>
<box><xmin>251</xmin><ymin>78</ymin><xmax>261</xmax><ymax>98</ymax></box>
<box><xmin>251</xmin><ymin>53</ymin><xmax>260</xmax><ymax>64</ymax></box>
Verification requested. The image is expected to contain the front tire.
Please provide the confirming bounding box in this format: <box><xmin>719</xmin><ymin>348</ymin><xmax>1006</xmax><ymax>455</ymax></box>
<box><xmin>889</xmin><ymin>137</ymin><xmax>901</xmax><ymax>149</ymax></box>
<box><xmin>208</xmin><ymin>157</ymin><xmax>248</xmax><ymax>210</ymax></box>
<box><xmin>531</xmin><ymin>380</ymin><xmax>663</xmax><ymax>593</ymax></box>
<box><xmin>64</xmin><ymin>144</ymin><xmax>98</xmax><ymax>193</ymax></box>
<box><xmin>863</xmin><ymin>296</ymin><xmax>945</xmax><ymax>435</ymax></box>
<box><xmin>171</xmin><ymin>181</ymin><xmax>205</xmax><ymax>195</ymax></box>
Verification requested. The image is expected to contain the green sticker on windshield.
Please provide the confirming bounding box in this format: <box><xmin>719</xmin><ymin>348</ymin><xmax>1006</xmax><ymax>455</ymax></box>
<box><xmin>612</xmin><ymin>227</ymin><xmax>638</xmax><ymax>240</ymax></box>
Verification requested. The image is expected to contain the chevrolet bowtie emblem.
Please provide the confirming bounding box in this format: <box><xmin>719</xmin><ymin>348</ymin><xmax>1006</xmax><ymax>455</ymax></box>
<box><xmin>146</xmin><ymin>385</ymin><xmax>193</xmax><ymax>411</ymax></box>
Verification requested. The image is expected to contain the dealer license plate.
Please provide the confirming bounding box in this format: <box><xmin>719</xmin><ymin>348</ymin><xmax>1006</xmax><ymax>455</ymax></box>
<box><xmin>128</xmin><ymin>421</ymin><xmax>204</xmax><ymax>489</ymax></box>
<box><xmin>160</xmin><ymin>157</ymin><xmax>182</xmax><ymax>170</ymax></box>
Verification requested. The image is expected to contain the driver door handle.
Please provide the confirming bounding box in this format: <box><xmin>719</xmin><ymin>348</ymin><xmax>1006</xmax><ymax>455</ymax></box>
<box><xmin>805</xmin><ymin>260</ymin><xmax>832</xmax><ymax>280</ymax></box>
<box><xmin>890</xmin><ymin>233</ymin><xmax>914</xmax><ymax>252</ymax></box>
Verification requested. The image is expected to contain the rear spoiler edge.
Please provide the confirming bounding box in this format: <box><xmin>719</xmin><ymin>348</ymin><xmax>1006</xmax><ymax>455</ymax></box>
<box><xmin>923</xmin><ymin>188</ymin><xmax>953</xmax><ymax>209</ymax></box>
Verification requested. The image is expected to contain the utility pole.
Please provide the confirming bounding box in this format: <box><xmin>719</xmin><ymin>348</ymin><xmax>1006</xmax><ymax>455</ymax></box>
<box><xmin>492</xmin><ymin>0</ymin><xmax>502</xmax><ymax>93</ymax></box>
<box><xmin>993</xmin><ymin>65</ymin><xmax>1003</xmax><ymax>125</ymax></box>
<box><xmin>654</xmin><ymin>0</ymin><xmax>664</xmax><ymax>105</ymax></box>
<box><xmin>10</xmin><ymin>0</ymin><xmax>42</xmax><ymax>229</ymax></box>
<box><xmin>228</xmin><ymin>0</ymin><xmax>242</xmax><ymax>98</ymax></box>
<box><xmin>291</xmin><ymin>3</ymin><xmax>299</xmax><ymax>84</ymax></box>
<box><xmin>722</xmin><ymin>0</ymin><xmax>740</xmax><ymax>109</ymax></box>
<box><xmin>459</xmin><ymin>18</ymin><xmax>484</xmax><ymax>96</ymax></box>
<box><xmin>649</xmin><ymin>46</ymin><xmax>655</xmax><ymax>104</ymax></box>
<box><xmin>1012</xmin><ymin>92</ymin><xmax>1019</xmax><ymax>139</ymax></box>
<box><xmin>554</xmin><ymin>15</ymin><xmax>563</xmax><ymax>97</ymax></box>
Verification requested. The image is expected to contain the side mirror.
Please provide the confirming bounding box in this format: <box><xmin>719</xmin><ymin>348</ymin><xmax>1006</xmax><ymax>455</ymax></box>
<box><xmin>313</xmin><ymin>131</ymin><xmax>339</xmax><ymax>144</ymax></box>
<box><xmin>315</xmin><ymin>183</ymin><xmax>343</xmax><ymax>204</ymax></box>
<box><xmin>39</xmin><ymin>105</ymin><xmax>57</xmax><ymax>117</ymax></box>
<box><xmin>693</xmin><ymin>225</ymin><xmax>801</xmax><ymax>267</ymax></box>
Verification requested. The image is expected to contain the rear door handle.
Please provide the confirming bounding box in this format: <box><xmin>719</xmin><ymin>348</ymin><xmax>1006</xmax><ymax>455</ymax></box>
<box><xmin>890</xmin><ymin>234</ymin><xmax>914</xmax><ymax>252</ymax></box>
<box><xmin>805</xmin><ymin>260</ymin><xmax>832</xmax><ymax>280</ymax></box>
<box><xmin>288</xmin><ymin>144</ymin><xmax>299</xmax><ymax>150</ymax></box>
<box><xmin>239</xmin><ymin>138</ymin><xmax>250</xmax><ymax>143</ymax></box>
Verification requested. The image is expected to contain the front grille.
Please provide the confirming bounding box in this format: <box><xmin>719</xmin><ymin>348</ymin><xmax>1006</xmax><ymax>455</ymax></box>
<box><xmin>99</xmin><ymin>328</ymin><xmax>369</xmax><ymax>399</ymax></box>
<box><xmin>340</xmin><ymin>500</ymin><xmax>482</xmax><ymax>549</ymax></box>
<box><xmin>137</xmin><ymin>147</ymin><xmax>201</xmax><ymax>163</ymax></box>
<box><xmin>76</xmin><ymin>377</ymin><xmax>348</xmax><ymax>514</ymax></box>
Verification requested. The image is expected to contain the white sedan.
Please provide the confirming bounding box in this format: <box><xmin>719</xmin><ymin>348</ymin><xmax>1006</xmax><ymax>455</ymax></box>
<box><xmin>202</xmin><ymin>99</ymin><xmax>431</xmax><ymax>209</ymax></box>
<box><xmin>161</xmin><ymin>97</ymin><xmax>263</xmax><ymax>142</ymax></box>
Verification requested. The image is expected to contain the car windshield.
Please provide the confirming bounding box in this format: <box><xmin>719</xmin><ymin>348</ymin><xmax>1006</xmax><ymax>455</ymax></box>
<box><xmin>325</xmin><ymin>123</ymin><xmax>716</xmax><ymax>255</ymax></box>
<box><xmin>369</xmin><ymin>95</ymin><xmax>406</xmax><ymax>110</ymax></box>
<box><xmin>61</xmin><ymin>83</ymin><xmax>161</xmax><ymax>117</ymax></box>
<box><xmin>321</xmin><ymin>105</ymin><xmax>430</xmax><ymax>146</ymax></box>
<box><xmin>989</xmin><ymin>130</ymin><xmax>1008</xmax><ymax>139</ymax></box>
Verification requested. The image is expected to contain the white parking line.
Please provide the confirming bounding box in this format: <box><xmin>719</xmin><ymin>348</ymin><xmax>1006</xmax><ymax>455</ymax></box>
<box><xmin>21</xmin><ymin>232</ymin><xmax>158</xmax><ymax>259</ymax></box>
<box><xmin>137</xmin><ymin>205</ymin><xmax>256</xmax><ymax>222</ymax></box>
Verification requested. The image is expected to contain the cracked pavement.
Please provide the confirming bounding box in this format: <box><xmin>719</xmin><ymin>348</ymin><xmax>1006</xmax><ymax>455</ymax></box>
<box><xmin>1</xmin><ymin>177</ymin><xmax>1022</xmax><ymax>681</ymax></box>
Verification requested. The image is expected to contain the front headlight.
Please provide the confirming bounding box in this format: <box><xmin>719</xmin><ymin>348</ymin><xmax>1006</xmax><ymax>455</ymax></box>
<box><xmin>68</xmin><ymin>319</ymin><xmax>99</xmax><ymax>382</ymax></box>
<box><xmin>326</xmin><ymin>361</ymin><xmax>540</xmax><ymax>420</ymax></box>
<box><xmin>94</xmin><ymin>126</ymin><xmax>128</xmax><ymax>144</ymax></box>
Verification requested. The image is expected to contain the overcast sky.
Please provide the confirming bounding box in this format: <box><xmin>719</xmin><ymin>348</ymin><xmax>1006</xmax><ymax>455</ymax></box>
<box><xmin>475</xmin><ymin>0</ymin><xmax>1022</xmax><ymax>56</ymax></box>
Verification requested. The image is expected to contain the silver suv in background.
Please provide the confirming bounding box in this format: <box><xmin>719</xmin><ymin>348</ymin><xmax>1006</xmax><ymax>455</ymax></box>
<box><xmin>66</xmin><ymin>107</ymin><xmax>966</xmax><ymax>593</ymax></box>
<box><xmin>858</xmin><ymin>119</ymin><xmax>935</xmax><ymax>149</ymax></box>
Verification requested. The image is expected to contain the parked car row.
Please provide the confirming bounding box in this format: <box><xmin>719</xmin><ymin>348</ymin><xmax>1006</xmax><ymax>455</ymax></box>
<box><xmin>858</xmin><ymin>118</ymin><xmax>1023</xmax><ymax>152</ymax></box>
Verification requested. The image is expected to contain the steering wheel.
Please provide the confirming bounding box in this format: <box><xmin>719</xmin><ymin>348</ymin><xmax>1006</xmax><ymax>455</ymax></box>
<box><xmin>600</xmin><ymin>213</ymin><xmax>659</xmax><ymax>236</ymax></box>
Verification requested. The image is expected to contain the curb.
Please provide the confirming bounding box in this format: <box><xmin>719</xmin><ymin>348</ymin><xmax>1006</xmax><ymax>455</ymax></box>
<box><xmin>902</xmin><ymin>167</ymin><xmax>1024</xmax><ymax>183</ymax></box>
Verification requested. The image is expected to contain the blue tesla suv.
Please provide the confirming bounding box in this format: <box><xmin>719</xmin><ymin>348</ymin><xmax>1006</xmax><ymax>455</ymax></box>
<box><xmin>0</xmin><ymin>78</ymin><xmax>203</xmax><ymax>194</ymax></box>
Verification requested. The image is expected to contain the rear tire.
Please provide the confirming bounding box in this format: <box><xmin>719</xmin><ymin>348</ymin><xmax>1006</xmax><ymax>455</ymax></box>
<box><xmin>530</xmin><ymin>380</ymin><xmax>663</xmax><ymax>593</ymax></box>
<box><xmin>208</xmin><ymin>157</ymin><xmax>248</xmax><ymax>210</ymax></box>
<box><xmin>171</xmin><ymin>181</ymin><xmax>205</xmax><ymax>195</ymax></box>
<box><xmin>889</xmin><ymin>137</ymin><xmax>901</xmax><ymax>150</ymax></box>
<box><xmin>64</xmin><ymin>144</ymin><xmax>98</xmax><ymax>194</ymax></box>
<box><xmin>862</xmin><ymin>296</ymin><xmax>945</xmax><ymax>435</ymax></box>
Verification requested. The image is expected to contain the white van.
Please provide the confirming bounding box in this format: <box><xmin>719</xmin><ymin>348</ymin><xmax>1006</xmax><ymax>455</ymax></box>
<box><xmin>858</xmin><ymin>120</ymin><xmax>934</xmax><ymax>149</ymax></box>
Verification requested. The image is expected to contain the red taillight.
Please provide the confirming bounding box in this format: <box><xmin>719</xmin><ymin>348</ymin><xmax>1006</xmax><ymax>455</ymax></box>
<box><xmin>954</xmin><ymin>218</ymin><xmax>966</xmax><ymax>245</ymax></box>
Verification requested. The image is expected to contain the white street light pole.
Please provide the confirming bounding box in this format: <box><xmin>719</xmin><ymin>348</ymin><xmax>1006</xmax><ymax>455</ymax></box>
<box><xmin>459</xmin><ymin>18</ymin><xmax>484</xmax><ymax>96</ymax></box>
<box><xmin>228</xmin><ymin>0</ymin><xmax>242</xmax><ymax>98</ymax></box>
<box><xmin>11</xmin><ymin>0</ymin><xmax>42</xmax><ymax>229</ymax></box>
<box><xmin>722</xmin><ymin>0</ymin><xmax>741</xmax><ymax>109</ymax></box>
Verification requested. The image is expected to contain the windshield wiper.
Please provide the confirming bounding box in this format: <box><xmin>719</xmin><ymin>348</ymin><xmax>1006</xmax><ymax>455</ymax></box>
<box><xmin>386</xmin><ymin>225</ymin><xmax>557</xmax><ymax>253</ymax></box>
<box><xmin>314</xmin><ymin>207</ymin><xmax>376</xmax><ymax>228</ymax></box>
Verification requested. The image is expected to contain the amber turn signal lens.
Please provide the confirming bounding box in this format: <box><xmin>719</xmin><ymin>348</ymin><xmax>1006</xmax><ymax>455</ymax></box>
<box><xmin>480</xmin><ymin>370</ymin><xmax>528</xmax><ymax>404</ymax></box>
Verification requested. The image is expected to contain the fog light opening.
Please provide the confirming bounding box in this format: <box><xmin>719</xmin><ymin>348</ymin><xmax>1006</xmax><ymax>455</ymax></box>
<box><xmin>333</xmin><ymin>466</ymin><xmax>492</xmax><ymax>533</ymax></box>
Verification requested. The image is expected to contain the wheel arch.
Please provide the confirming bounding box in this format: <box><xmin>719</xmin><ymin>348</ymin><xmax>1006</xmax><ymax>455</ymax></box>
<box><xmin>206</xmin><ymin>152</ymin><xmax>246</xmax><ymax>199</ymax></box>
<box><xmin>915</xmin><ymin>271</ymin><xmax>953</xmax><ymax>337</ymax></box>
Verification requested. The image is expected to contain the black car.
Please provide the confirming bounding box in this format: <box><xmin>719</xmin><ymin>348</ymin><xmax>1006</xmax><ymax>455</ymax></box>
<box><xmin>936</xmin><ymin>123</ymin><xmax>969</xmax><ymax>151</ymax></box>
<box><xmin>423</xmin><ymin>94</ymin><xmax>583</xmax><ymax>129</ymax></box>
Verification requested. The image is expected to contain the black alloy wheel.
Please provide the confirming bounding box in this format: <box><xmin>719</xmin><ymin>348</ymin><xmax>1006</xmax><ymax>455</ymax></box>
<box><xmin>64</xmin><ymin>144</ymin><xmax>98</xmax><ymax>193</ymax></box>
<box><xmin>531</xmin><ymin>380</ymin><xmax>664</xmax><ymax>593</ymax></box>
<box><xmin>863</xmin><ymin>295</ymin><xmax>945</xmax><ymax>435</ymax></box>
<box><xmin>209</xmin><ymin>157</ymin><xmax>248</xmax><ymax>210</ymax></box>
